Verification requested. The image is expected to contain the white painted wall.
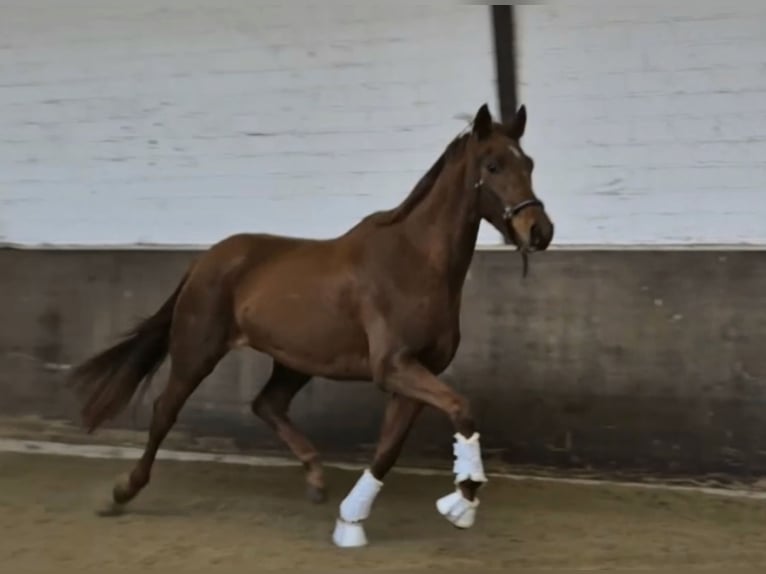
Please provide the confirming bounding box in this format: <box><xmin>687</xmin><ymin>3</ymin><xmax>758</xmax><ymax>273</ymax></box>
<box><xmin>515</xmin><ymin>0</ymin><xmax>766</xmax><ymax>245</ymax></box>
<box><xmin>0</xmin><ymin>1</ymin><xmax>500</xmax><ymax>246</ymax></box>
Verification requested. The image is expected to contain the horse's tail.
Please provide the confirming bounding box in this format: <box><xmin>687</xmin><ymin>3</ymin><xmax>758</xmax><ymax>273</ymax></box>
<box><xmin>68</xmin><ymin>272</ymin><xmax>189</xmax><ymax>433</ymax></box>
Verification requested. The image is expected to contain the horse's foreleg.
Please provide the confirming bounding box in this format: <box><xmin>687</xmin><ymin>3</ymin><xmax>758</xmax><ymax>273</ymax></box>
<box><xmin>376</xmin><ymin>357</ymin><xmax>487</xmax><ymax>530</ymax></box>
<box><xmin>251</xmin><ymin>362</ymin><xmax>325</xmax><ymax>502</ymax></box>
<box><xmin>332</xmin><ymin>393</ymin><xmax>423</xmax><ymax>548</ymax></box>
<box><xmin>369</xmin><ymin>393</ymin><xmax>423</xmax><ymax>479</ymax></box>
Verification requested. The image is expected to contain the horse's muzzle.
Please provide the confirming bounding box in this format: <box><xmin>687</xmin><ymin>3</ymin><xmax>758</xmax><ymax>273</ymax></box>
<box><xmin>528</xmin><ymin>220</ymin><xmax>553</xmax><ymax>251</ymax></box>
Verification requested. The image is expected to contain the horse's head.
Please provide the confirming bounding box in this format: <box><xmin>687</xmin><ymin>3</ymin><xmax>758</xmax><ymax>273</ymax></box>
<box><xmin>469</xmin><ymin>103</ymin><xmax>553</xmax><ymax>253</ymax></box>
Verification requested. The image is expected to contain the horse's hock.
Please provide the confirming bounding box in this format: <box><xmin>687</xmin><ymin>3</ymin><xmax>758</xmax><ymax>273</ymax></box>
<box><xmin>1</xmin><ymin>246</ymin><xmax>765</xmax><ymax>480</ymax></box>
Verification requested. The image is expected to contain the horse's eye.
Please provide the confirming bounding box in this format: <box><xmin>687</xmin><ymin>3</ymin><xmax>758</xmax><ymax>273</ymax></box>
<box><xmin>486</xmin><ymin>160</ymin><xmax>499</xmax><ymax>174</ymax></box>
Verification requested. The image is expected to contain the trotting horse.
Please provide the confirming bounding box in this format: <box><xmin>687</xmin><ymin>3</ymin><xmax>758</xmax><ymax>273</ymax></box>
<box><xmin>68</xmin><ymin>103</ymin><xmax>554</xmax><ymax>547</ymax></box>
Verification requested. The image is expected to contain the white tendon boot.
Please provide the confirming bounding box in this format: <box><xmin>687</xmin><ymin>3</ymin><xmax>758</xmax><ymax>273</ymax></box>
<box><xmin>332</xmin><ymin>469</ymin><xmax>383</xmax><ymax>548</ymax></box>
<box><xmin>436</xmin><ymin>432</ymin><xmax>488</xmax><ymax>529</ymax></box>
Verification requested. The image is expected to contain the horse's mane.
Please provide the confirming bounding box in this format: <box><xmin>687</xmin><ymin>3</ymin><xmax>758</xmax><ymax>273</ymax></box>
<box><xmin>363</xmin><ymin>131</ymin><xmax>472</xmax><ymax>227</ymax></box>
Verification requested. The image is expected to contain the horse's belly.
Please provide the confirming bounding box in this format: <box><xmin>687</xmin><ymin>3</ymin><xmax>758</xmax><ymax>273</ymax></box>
<box><xmin>235</xmin><ymin>280</ymin><xmax>370</xmax><ymax>380</ymax></box>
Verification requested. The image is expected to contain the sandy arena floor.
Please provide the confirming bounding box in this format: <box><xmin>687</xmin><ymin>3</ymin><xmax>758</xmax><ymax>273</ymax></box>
<box><xmin>1</xmin><ymin>451</ymin><xmax>766</xmax><ymax>573</ymax></box>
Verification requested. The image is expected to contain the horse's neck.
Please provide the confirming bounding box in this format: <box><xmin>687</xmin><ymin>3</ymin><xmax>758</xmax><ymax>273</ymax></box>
<box><xmin>404</xmin><ymin>160</ymin><xmax>481</xmax><ymax>289</ymax></box>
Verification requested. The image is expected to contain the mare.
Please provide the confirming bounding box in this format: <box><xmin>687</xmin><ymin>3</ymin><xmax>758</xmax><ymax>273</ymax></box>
<box><xmin>68</xmin><ymin>103</ymin><xmax>554</xmax><ymax>547</ymax></box>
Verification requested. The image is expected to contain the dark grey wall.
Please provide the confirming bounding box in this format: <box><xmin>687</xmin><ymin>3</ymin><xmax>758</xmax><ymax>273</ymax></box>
<box><xmin>1</xmin><ymin>247</ymin><xmax>765</xmax><ymax>479</ymax></box>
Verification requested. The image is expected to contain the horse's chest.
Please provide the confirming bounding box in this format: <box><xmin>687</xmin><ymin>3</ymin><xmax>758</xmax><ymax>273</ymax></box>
<box><xmin>402</xmin><ymin>296</ymin><xmax>461</xmax><ymax>372</ymax></box>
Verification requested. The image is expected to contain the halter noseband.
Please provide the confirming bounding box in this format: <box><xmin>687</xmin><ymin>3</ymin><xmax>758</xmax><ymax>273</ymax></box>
<box><xmin>474</xmin><ymin>179</ymin><xmax>544</xmax><ymax>220</ymax></box>
<box><xmin>474</xmin><ymin>178</ymin><xmax>543</xmax><ymax>279</ymax></box>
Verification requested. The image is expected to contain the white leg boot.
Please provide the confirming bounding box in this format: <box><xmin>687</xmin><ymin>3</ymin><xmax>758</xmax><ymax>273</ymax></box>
<box><xmin>436</xmin><ymin>432</ymin><xmax>488</xmax><ymax>529</ymax></box>
<box><xmin>332</xmin><ymin>469</ymin><xmax>383</xmax><ymax>548</ymax></box>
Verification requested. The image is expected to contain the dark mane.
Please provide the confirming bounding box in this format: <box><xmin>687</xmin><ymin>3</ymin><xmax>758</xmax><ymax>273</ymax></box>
<box><xmin>363</xmin><ymin>132</ymin><xmax>471</xmax><ymax>227</ymax></box>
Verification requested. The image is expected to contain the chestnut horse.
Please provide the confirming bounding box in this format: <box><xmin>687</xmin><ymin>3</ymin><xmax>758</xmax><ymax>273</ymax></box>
<box><xmin>69</xmin><ymin>103</ymin><xmax>554</xmax><ymax>548</ymax></box>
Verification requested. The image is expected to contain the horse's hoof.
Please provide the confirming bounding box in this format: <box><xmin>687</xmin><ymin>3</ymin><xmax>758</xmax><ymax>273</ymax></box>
<box><xmin>96</xmin><ymin>499</ymin><xmax>125</xmax><ymax>517</ymax></box>
<box><xmin>332</xmin><ymin>518</ymin><xmax>368</xmax><ymax>548</ymax></box>
<box><xmin>436</xmin><ymin>490</ymin><xmax>479</xmax><ymax>529</ymax></box>
<box><xmin>112</xmin><ymin>474</ymin><xmax>134</xmax><ymax>504</ymax></box>
<box><xmin>306</xmin><ymin>483</ymin><xmax>327</xmax><ymax>504</ymax></box>
<box><xmin>95</xmin><ymin>475</ymin><xmax>132</xmax><ymax>517</ymax></box>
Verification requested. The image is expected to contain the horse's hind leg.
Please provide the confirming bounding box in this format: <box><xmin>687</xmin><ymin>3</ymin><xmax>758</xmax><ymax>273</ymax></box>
<box><xmin>103</xmin><ymin>338</ymin><xmax>226</xmax><ymax>515</ymax></box>
<box><xmin>251</xmin><ymin>362</ymin><xmax>325</xmax><ymax>502</ymax></box>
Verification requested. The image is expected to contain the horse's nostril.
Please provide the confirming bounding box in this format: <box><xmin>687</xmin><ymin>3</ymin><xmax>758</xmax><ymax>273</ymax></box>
<box><xmin>529</xmin><ymin>223</ymin><xmax>541</xmax><ymax>247</ymax></box>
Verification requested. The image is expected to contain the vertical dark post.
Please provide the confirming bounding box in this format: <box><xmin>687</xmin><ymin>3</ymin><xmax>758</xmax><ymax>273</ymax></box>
<box><xmin>491</xmin><ymin>5</ymin><xmax>518</xmax><ymax>122</ymax></box>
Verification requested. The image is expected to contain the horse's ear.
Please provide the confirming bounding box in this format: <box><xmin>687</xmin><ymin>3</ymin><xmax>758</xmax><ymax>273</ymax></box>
<box><xmin>505</xmin><ymin>104</ymin><xmax>527</xmax><ymax>140</ymax></box>
<box><xmin>472</xmin><ymin>103</ymin><xmax>493</xmax><ymax>141</ymax></box>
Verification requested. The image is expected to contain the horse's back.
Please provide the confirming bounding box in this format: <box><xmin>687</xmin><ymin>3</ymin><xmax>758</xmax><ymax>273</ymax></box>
<box><xmin>210</xmin><ymin>231</ymin><xmax>322</xmax><ymax>261</ymax></box>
